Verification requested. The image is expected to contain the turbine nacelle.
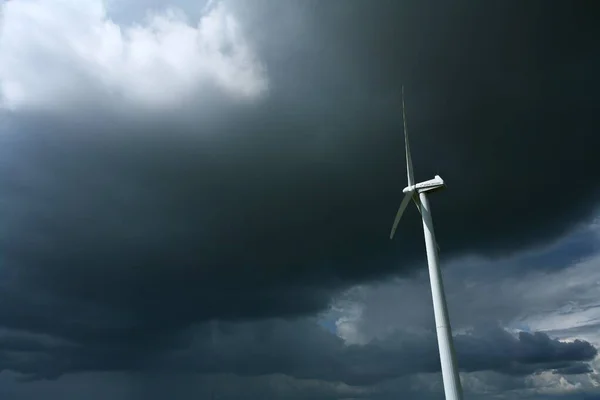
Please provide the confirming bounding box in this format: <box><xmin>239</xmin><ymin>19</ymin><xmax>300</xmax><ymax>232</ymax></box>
<box><xmin>403</xmin><ymin>175</ymin><xmax>446</xmax><ymax>194</ymax></box>
<box><xmin>390</xmin><ymin>174</ymin><xmax>445</xmax><ymax>240</ymax></box>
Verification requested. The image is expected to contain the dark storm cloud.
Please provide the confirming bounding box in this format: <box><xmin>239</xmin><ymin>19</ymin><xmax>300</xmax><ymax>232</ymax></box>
<box><xmin>0</xmin><ymin>318</ymin><xmax>596</xmax><ymax>384</ymax></box>
<box><xmin>553</xmin><ymin>363</ymin><xmax>594</xmax><ymax>375</ymax></box>
<box><xmin>0</xmin><ymin>0</ymin><xmax>599</xmax><ymax>385</ymax></box>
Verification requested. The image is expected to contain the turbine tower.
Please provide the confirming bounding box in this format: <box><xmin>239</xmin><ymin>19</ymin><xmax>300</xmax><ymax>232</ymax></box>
<box><xmin>390</xmin><ymin>87</ymin><xmax>463</xmax><ymax>400</ymax></box>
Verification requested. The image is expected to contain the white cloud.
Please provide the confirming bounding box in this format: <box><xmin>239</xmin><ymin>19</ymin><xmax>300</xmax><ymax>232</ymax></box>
<box><xmin>0</xmin><ymin>0</ymin><xmax>268</xmax><ymax>112</ymax></box>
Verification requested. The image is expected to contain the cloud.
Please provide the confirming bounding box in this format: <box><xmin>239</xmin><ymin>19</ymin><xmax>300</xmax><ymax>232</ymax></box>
<box><xmin>0</xmin><ymin>0</ymin><xmax>267</xmax><ymax>111</ymax></box>
<box><xmin>0</xmin><ymin>1</ymin><xmax>598</xmax><ymax>398</ymax></box>
<box><xmin>0</xmin><ymin>316</ymin><xmax>596</xmax><ymax>385</ymax></box>
<box><xmin>324</xmin><ymin>222</ymin><xmax>600</xmax><ymax>348</ymax></box>
<box><xmin>318</xmin><ymin>222</ymin><xmax>600</xmax><ymax>397</ymax></box>
<box><xmin>0</xmin><ymin>0</ymin><xmax>596</xmax><ymax>339</ymax></box>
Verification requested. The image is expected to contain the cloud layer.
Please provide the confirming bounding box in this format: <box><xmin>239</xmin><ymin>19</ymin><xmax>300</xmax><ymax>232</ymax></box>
<box><xmin>0</xmin><ymin>1</ymin><xmax>599</xmax><ymax>399</ymax></box>
<box><xmin>1</xmin><ymin>318</ymin><xmax>596</xmax><ymax>384</ymax></box>
<box><xmin>0</xmin><ymin>0</ymin><xmax>267</xmax><ymax>111</ymax></box>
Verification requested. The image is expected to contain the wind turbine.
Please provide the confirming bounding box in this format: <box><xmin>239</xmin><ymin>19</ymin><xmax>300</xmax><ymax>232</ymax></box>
<box><xmin>389</xmin><ymin>87</ymin><xmax>463</xmax><ymax>400</ymax></box>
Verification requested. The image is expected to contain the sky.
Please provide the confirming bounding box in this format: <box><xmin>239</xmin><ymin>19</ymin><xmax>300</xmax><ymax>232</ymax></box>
<box><xmin>0</xmin><ymin>0</ymin><xmax>599</xmax><ymax>399</ymax></box>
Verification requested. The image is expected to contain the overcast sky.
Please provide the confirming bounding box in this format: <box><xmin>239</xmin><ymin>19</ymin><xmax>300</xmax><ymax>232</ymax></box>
<box><xmin>0</xmin><ymin>0</ymin><xmax>599</xmax><ymax>399</ymax></box>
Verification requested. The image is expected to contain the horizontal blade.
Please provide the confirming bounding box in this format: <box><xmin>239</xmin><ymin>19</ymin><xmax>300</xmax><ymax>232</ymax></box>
<box><xmin>390</xmin><ymin>191</ymin><xmax>413</xmax><ymax>239</ymax></box>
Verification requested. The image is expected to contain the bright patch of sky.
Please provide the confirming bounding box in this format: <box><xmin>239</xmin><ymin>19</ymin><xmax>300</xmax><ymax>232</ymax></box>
<box><xmin>0</xmin><ymin>0</ymin><xmax>268</xmax><ymax>112</ymax></box>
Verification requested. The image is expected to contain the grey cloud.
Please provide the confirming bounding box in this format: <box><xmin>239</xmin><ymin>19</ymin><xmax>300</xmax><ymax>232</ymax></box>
<box><xmin>0</xmin><ymin>371</ymin><xmax>377</xmax><ymax>400</ymax></box>
<box><xmin>0</xmin><ymin>0</ymin><xmax>599</xmax><ymax>395</ymax></box>
<box><xmin>545</xmin><ymin>322</ymin><xmax>600</xmax><ymax>343</ymax></box>
<box><xmin>0</xmin><ymin>317</ymin><xmax>595</xmax><ymax>384</ymax></box>
<box><xmin>553</xmin><ymin>363</ymin><xmax>594</xmax><ymax>375</ymax></box>
<box><xmin>455</xmin><ymin>329</ymin><xmax>597</xmax><ymax>376</ymax></box>
<box><xmin>0</xmin><ymin>0</ymin><xmax>597</xmax><ymax>335</ymax></box>
<box><xmin>335</xmin><ymin>226</ymin><xmax>600</xmax><ymax>350</ymax></box>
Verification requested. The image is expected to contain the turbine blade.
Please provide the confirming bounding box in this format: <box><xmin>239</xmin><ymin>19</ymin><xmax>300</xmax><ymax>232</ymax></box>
<box><xmin>402</xmin><ymin>86</ymin><xmax>415</xmax><ymax>187</ymax></box>
<box><xmin>412</xmin><ymin>193</ymin><xmax>422</xmax><ymax>215</ymax></box>
<box><xmin>390</xmin><ymin>191</ymin><xmax>413</xmax><ymax>239</ymax></box>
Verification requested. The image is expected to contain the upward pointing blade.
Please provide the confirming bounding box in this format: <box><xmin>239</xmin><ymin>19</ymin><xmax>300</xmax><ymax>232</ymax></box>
<box><xmin>402</xmin><ymin>86</ymin><xmax>415</xmax><ymax>187</ymax></box>
<box><xmin>390</xmin><ymin>191</ymin><xmax>413</xmax><ymax>239</ymax></box>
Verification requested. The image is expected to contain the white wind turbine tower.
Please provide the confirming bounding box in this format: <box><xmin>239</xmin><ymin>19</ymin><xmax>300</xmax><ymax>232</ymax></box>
<box><xmin>389</xmin><ymin>87</ymin><xmax>463</xmax><ymax>400</ymax></box>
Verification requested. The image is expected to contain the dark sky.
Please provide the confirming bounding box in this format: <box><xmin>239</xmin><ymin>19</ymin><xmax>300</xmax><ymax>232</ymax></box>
<box><xmin>0</xmin><ymin>0</ymin><xmax>599</xmax><ymax>398</ymax></box>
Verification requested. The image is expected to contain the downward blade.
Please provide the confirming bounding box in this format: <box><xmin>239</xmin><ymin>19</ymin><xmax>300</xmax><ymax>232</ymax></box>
<box><xmin>412</xmin><ymin>193</ymin><xmax>422</xmax><ymax>215</ymax></box>
<box><xmin>390</xmin><ymin>191</ymin><xmax>413</xmax><ymax>239</ymax></box>
<box><xmin>402</xmin><ymin>86</ymin><xmax>415</xmax><ymax>187</ymax></box>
